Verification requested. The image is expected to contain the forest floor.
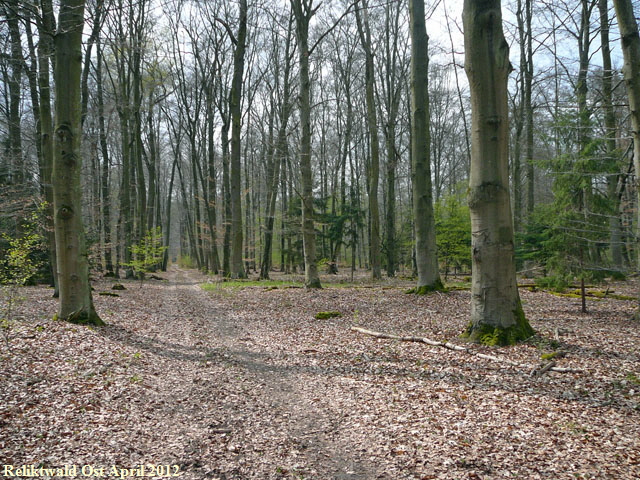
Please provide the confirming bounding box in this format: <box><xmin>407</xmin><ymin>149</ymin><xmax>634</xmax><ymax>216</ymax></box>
<box><xmin>1</xmin><ymin>266</ymin><xmax>639</xmax><ymax>480</ymax></box>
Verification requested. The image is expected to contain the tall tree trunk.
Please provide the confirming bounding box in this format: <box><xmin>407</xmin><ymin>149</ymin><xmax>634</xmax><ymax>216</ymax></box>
<box><xmin>355</xmin><ymin>0</ymin><xmax>381</xmax><ymax>280</ymax></box>
<box><xmin>382</xmin><ymin>1</ymin><xmax>402</xmax><ymax>278</ymax></box>
<box><xmin>162</xmin><ymin>157</ymin><xmax>178</xmax><ymax>271</ymax></box>
<box><xmin>600</xmin><ymin>0</ymin><xmax>621</xmax><ymax>271</ymax></box>
<box><xmin>409</xmin><ymin>0</ymin><xmax>442</xmax><ymax>293</ymax></box>
<box><xmin>261</xmin><ymin>18</ymin><xmax>293</xmax><ymax>280</ymax></box>
<box><xmin>463</xmin><ymin>0</ymin><xmax>532</xmax><ymax>344</ymax></box>
<box><xmin>229</xmin><ymin>0</ymin><xmax>248</xmax><ymax>278</ymax></box>
<box><xmin>221</xmin><ymin>116</ymin><xmax>232</xmax><ymax>276</ymax></box>
<box><xmin>612</xmin><ymin>0</ymin><xmax>640</xmax><ymax>273</ymax></box>
<box><xmin>5</xmin><ymin>0</ymin><xmax>23</xmax><ymax>184</ymax></box>
<box><xmin>206</xmin><ymin>93</ymin><xmax>220</xmax><ymax>274</ymax></box>
<box><xmin>523</xmin><ymin>0</ymin><xmax>534</xmax><ymax>216</ymax></box>
<box><xmin>291</xmin><ymin>0</ymin><xmax>322</xmax><ymax>288</ymax></box>
<box><xmin>96</xmin><ymin>37</ymin><xmax>114</xmax><ymax>276</ymax></box>
<box><xmin>37</xmin><ymin>0</ymin><xmax>59</xmax><ymax>295</ymax></box>
<box><xmin>52</xmin><ymin>0</ymin><xmax>103</xmax><ymax>325</ymax></box>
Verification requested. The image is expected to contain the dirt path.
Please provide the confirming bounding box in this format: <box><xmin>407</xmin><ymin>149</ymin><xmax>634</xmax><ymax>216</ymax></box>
<box><xmin>3</xmin><ymin>267</ymin><xmax>640</xmax><ymax>479</ymax></box>
<box><xmin>107</xmin><ymin>267</ymin><xmax>376</xmax><ymax>479</ymax></box>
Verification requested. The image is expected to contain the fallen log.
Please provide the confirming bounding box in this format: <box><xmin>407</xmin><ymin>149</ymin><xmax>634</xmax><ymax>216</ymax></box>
<box><xmin>350</xmin><ymin>326</ymin><xmax>579</xmax><ymax>375</ymax></box>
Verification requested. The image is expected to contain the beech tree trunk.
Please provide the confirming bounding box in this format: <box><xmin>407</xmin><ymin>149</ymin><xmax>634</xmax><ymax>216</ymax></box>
<box><xmin>355</xmin><ymin>0</ymin><xmax>381</xmax><ymax>280</ymax></box>
<box><xmin>599</xmin><ymin>0</ymin><xmax>623</xmax><ymax>271</ymax></box>
<box><xmin>38</xmin><ymin>0</ymin><xmax>59</xmax><ymax>295</ymax></box>
<box><xmin>463</xmin><ymin>0</ymin><xmax>532</xmax><ymax>344</ymax></box>
<box><xmin>52</xmin><ymin>0</ymin><xmax>103</xmax><ymax>325</ymax></box>
<box><xmin>291</xmin><ymin>0</ymin><xmax>322</xmax><ymax>288</ymax></box>
<box><xmin>260</xmin><ymin>18</ymin><xmax>293</xmax><ymax>280</ymax></box>
<box><xmin>227</xmin><ymin>0</ymin><xmax>248</xmax><ymax>278</ymax></box>
<box><xmin>409</xmin><ymin>0</ymin><xmax>442</xmax><ymax>293</ymax></box>
<box><xmin>612</xmin><ymin>0</ymin><xmax>640</xmax><ymax>270</ymax></box>
<box><xmin>5</xmin><ymin>0</ymin><xmax>23</xmax><ymax>185</ymax></box>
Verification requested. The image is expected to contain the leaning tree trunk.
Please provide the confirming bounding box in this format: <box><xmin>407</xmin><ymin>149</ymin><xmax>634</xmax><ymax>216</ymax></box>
<box><xmin>463</xmin><ymin>0</ymin><xmax>532</xmax><ymax>344</ymax></box>
<box><xmin>409</xmin><ymin>0</ymin><xmax>443</xmax><ymax>294</ymax></box>
<box><xmin>52</xmin><ymin>0</ymin><xmax>103</xmax><ymax>325</ymax></box>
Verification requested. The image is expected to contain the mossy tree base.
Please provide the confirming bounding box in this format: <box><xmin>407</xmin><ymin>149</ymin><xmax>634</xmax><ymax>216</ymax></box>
<box><xmin>407</xmin><ymin>279</ymin><xmax>445</xmax><ymax>295</ymax></box>
<box><xmin>462</xmin><ymin>306</ymin><xmax>534</xmax><ymax>346</ymax></box>
<box><xmin>58</xmin><ymin>308</ymin><xmax>105</xmax><ymax>327</ymax></box>
<box><xmin>305</xmin><ymin>279</ymin><xmax>322</xmax><ymax>289</ymax></box>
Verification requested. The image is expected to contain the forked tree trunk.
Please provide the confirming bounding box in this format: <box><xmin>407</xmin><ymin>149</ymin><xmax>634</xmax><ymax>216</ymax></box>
<box><xmin>463</xmin><ymin>0</ymin><xmax>532</xmax><ymax>344</ymax></box>
<box><xmin>409</xmin><ymin>0</ymin><xmax>442</xmax><ymax>294</ymax></box>
<box><xmin>52</xmin><ymin>0</ymin><xmax>103</xmax><ymax>325</ymax></box>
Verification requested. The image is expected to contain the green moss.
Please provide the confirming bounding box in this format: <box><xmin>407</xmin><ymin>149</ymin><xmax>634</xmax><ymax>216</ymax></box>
<box><xmin>98</xmin><ymin>291</ymin><xmax>120</xmax><ymax>297</ymax></box>
<box><xmin>406</xmin><ymin>278</ymin><xmax>446</xmax><ymax>295</ymax></box>
<box><xmin>65</xmin><ymin>308</ymin><xmax>106</xmax><ymax>327</ymax></box>
<box><xmin>305</xmin><ymin>278</ymin><xmax>323</xmax><ymax>289</ymax></box>
<box><xmin>462</xmin><ymin>304</ymin><xmax>534</xmax><ymax>346</ymax></box>
<box><xmin>608</xmin><ymin>293</ymin><xmax>635</xmax><ymax>301</ymax></box>
<box><xmin>541</xmin><ymin>352</ymin><xmax>559</xmax><ymax>361</ymax></box>
<box><xmin>314</xmin><ymin>311</ymin><xmax>341</xmax><ymax>319</ymax></box>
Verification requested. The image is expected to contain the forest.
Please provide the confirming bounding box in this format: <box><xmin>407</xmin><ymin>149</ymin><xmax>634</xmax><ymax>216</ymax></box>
<box><xmin>1</xmin><ymin>0</ymin><xmax>640</xmax><ymax>478</ymax></box>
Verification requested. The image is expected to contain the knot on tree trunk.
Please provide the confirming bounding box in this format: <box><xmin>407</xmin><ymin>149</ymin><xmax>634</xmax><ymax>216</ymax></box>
<box><xmin>57</xmin><ymin>205</ymin><xmax>74</xmax><ymax>220</ymax></box>
<box><xmin>468</xmin><ymin>182</ymin><xmax>507</xmax><ymax>208</ymax></box>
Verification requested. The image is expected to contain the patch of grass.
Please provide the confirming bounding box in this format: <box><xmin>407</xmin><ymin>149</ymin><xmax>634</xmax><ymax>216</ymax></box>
<box><xmin>314</xmin><ymin>311</ymin><xmax>341</xmax><ymax>320</ymax></box>
<box><xmin>626</xmin><ymin>373</ymin><xmax>640</xmax><ymax>386</ymax></box>
<box><xmin>444</xmin><ymin>281</ymin><xmax>471</xmax><ymax>291</ymax></box>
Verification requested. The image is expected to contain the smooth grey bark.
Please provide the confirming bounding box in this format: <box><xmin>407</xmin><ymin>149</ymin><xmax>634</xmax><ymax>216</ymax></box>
<box><xmin>409</xmin><ymin>0</ymin><xmax>442</xmax><ymax>293</ymax></box>
<box><xmin>261</xmin><ymin>17</ymin><xmax>293</xmax><ymax>280</ymax></box>
<box><xmin>355</xmin><ymin>0</ymin><xmax>381</xmax><ymax>280</ymax></box>
<box><xmin>463</xmin><ymin>0</ymin><xmax>532</xmax><ymax>344</ymax></box>
<box><xmin>291</xmin><ymin>0</ymin><xmax>322</xmax><ymax>288</ymax></box>
<box><xmin>613</xmin><ymin>0</ymin><xmax>640</xmax><ymax>272</ymax></box>
<box><xmin>522</xmin><ymin>0</ymin><xmax>534</xmax><ymax>216</ymax></box>
<box><xmin>599</xmin><ymin>0</ymin><xmax>623</xmax><ymax>270</ymax></box>
<box><xmin>52</xmin><ymin>0</ymin><xmax>102</xmax><ymax>325</ymax></box>
<box><xmin>381</xmin><ymin>1</ymin><xmax>403</xmax><ymax>278</ymax></box>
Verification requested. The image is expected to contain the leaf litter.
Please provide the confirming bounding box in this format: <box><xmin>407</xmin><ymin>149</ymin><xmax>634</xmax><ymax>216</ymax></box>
<box><xmin>1</xmin><ymin>268</ymin><xmax>639</xmax><ymax>479</ymax></box>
